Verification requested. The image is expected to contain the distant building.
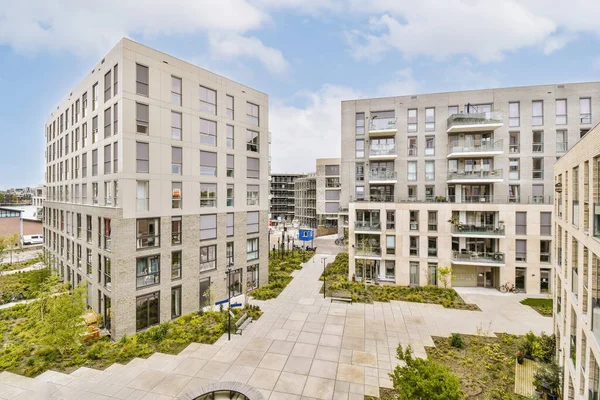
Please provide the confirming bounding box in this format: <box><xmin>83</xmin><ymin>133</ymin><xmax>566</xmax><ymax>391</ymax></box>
<box><xmin>270</xmin><ymin>174</ymin><xmax>305</xmax><ymax>223</ymax></box>
<box><xmin>32</xmin><ymin>185</ymin><xmax>46</xmax><ymax>207</ymax></box>
<box><xmin>316</xmin><ymin>158</ymin><xmax>341</xmax><ymax>231</ymax></box>
<box><xmin>0</xmin><ymin>206</ymin><xmax>42</xmax><ymax>238</ymax></box>
<box><xmin>294</xmin><ymin>173</ymin><xmax>316</xmax><ymax>228</ymax></box>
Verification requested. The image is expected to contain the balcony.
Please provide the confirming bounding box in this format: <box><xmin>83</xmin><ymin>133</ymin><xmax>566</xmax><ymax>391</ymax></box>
<box><xmin>351</xmin><ymin>194</ymin><xmax>554</xmax><ymax>205</ymax></box>
<box><xmin>447</xmin><ymin>139</ymin><xmax>503</xmax><ymax>158</ymax></box>
<box><xmin>369</xmin><ymin>145</ymin><xmax>397</xmax><ymax>160</ymax></box>
<box><xmin>451</xmin><ymin>251</ymin><xmax>506</xmax><ymax>267</ymax></box>
<box><xmin>451</xmin><ymin>224</ymin><xmax>505</xmax><ymax>237</ymax></box>
<box><xmin>354</xmin><ymin>221</ymin><xmax>381</xmax><ymax>233</ymax></box>
<box><xmin>354</xmin><ymin>246</ymin><xmax>382</xmax><ymax>259</ymax></box>
<box><xmin>369</xmin><ymin>118</ymin><xmax>397</xmax><ymax>136</ymax></box>
<box><xmin>447</xmin><ymin>169</ymin><xmax>503</xmax><ymax>183</ymax></box>
<box><xmin>446</xmin><ymin>111</ymin><xmax>504</xmax><ymax>133</ymax></box>
<box><xmin>369</xmin><ymin>170</ymin><xmax>398</xmax><ymax>184</ymax></box>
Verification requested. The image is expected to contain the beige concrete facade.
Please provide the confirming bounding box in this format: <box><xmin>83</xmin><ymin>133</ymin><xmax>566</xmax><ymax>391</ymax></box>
<box><xmin>341</xmin><ymin>82</ymin><xmax>600</xmax><ymax>294</ymax></box>
<box><xmin>554</xmin><ymin>122</ymin><xmax>600</xmax><ymax>398</ymax></box>
<box><xmin>42</xmin><ymin>38</ymin><xmax>269</xmax><ymax>338</ymax></box>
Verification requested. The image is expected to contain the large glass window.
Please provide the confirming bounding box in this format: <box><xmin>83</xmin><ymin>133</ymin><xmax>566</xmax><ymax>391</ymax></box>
<box><xmin>247</xmin><ymin>130</ymin><xmax>259</xmax><ymax>152</ymax></box>
<box><xmin>540</xmin><ymin>212</ymin><xmax>551</xmax><ymax>235</ymax></box>
<box><xmin>516</xmin><ymin>239</ymin><xmax>527</xmax><ymax>262</ymax></box>
<box><xmin>200</xmin><ymin>86</ymin><xmax>217</xmax><ymax>115</ymax></box>
<box><xmin>227</xmin><ymin>184</ymin><xmax>234</xmax><ymax>206</ymax></box>
<box><xmin>171</xmin><ymin>76</ymin><xmax>182</xmax><ymax>106</ymax></box>
<box><xmin>540</xmin><ymin>240</ymin><xmax>551</xmax><ymax>263</ymax></box>
<box><xmin>356</xmin><ymin>139</ymin><xmax>364</xmax><ymax>158</ymax></box>
<box><xmin>425</xmin><ymin>161</ymin><xmax>435</xmax><ymax>181</ymax></box>
<box><xmin>425</xmin><ymin>108</ymin><xmax>435</xmax><ymax>131</ymax></box>
<box><xmin>247</xmin><ymin>264</ymin><xmax>259</xmax><ymax>290</ymax></box>
<box><xmin>171</xmin><ymin>111</ymin><xmax>182</xmax><ymax>140</ymax></box>
<box><xmin>200</xmin><ymin>151</ymin><xmax>217</xmax><ymax>176</ymax></box>
<box><xmin>226</xmin><ymin>95</ymin><xmax>234</xmax><ymax>119</ymax></box>
<box><xmin>355</xmin><ymin>112</ymin><xmax>365</xmax><ymax>135</ymax></box>
<box><xmin>229</xmin><ymin>268</ymin><xmax>243</xmax><ymax>297</ymax></box>
<box><xmin>428</xmin><ymin>263</ymin><xmax>437</xmax><ymax>286</ymax></box>
<box><xmin>200</xmin><ymin>214</ymin><xmax>217</xmax><ymax>240</ymax></box>
<box><xmin>247</xmin><ymin>211</ymin><xmax>259</xmax><ymax>233</ymax></box>
<box><xmin>136</xmin><ymin>64</ymin><xmax>149</xmax><ymax>96</ymax></box>
<box><xmin>556</xmin><ymin>99</ymin><xmax>567</xmax><ymax>125</ymax></box>
<box><xmin>136</xmin><ymin>292</ymin><xmax>159</xmax><ymax>331</ymax></box>
<box><xmin>533</xmin><ymin>158</ymin><xmax>544</xmax><ymax>179</ymax></box>
<box><xmin>247</xmin><ymin>102</ymin><xmax>259</xmax><ymax>126</ymax></box>
<box><xmin>137</xmin><ymin>218</ymin><xmax>160</xmax><ymax>249</ymax></box>
<box><xmin>172</xmin><ymin>182</ymin><xmax>182</xmax><ymax>209</ymax></box>
<box><xmin>172</xmin><ymin>147</ymin><xmax>182</xmax><ymax>175</ymax></box>
<box><xmin>200</xmin><ymin>118</ymin><xmax>217</xmax><ymax>146</ymax></box>
<box><xmin>516</xmin><ymin>212</ymin><xmax>527</xmax><ymax>235</ymax></box>
<box><xmin>171</xmin><ymin>216</ymin><xmax>182</xmax><ymax>245</ymax></box>
<box><xmin>227</xmin><ymin>213</ymin><xmax>234</xmax><ymax>236</ymax></box>
<box><xmin>247</xmin><ymin>238</ymin><xmax>259</xmax><ymax>261</ymax></box>
<box><xmin>137</xmin><ymin>181</ymin><xmax>149</xmax><ymax>211</ymax></box>
<box><xmin>532</xmin><ymin>100</ymin><xmax>543</xmax><ymax>126</ymax></box>
<box><xmin>227</xmin><ymin>155</ymin><xmax>234</xmax><ymax>177</ymax></box>
<box><xmin>509</xmin><ymin>158</ymin><xmax>520</xmax><ymax>180</ymax></box>
<box><xmin>136</xmin><ymin>255</ymin><xmax>160</xmax><ymax>288</ymax></box>
<box><xmin>407</xmin><ymin>109</ymin><xmax>417</xmax><ymax>132</ymax></box>
<box><xmin>407</xmin><ymin>161</ymin><xmax>417</xmax><ymax>181</ymax></box>
<box><xmin>410</xmin><ymin>262</ymin><xmax>419</xmax><ymax>285</ymax></box>
<box><xmin>227</xmin><ymin>125</ymin><xmax>234</xmax><ymax>149</ymax></box>
<box><xmin>171</xmin><ymin>286</ymin><xmax>182</xmax><ymax>319</ymax></box>
<box><xmin>200</xmin><ymin>183</ymin><xmax>217</xmax><ymax>207</ymax></box>
<box><xmin>136</xmin><ymin>103</ymin><xmax>149</xmax><ymax>134</ymax></box>
<box><xmin>200</xmin><ymin>245</ymin><xmax>216</xmax><ymax>272</ymax></box>
<box><xmin>509</xmin><ymin>102</ymin><xmax>520</xmax><ymax>127</ymax></box>
<box><xmin>247</xmin><ymin>185</ymin><xmax>259</xmax><ymax>205</ymax></box>
<box><xmin>556</xmin><ymin>129</ymin><xmax>567</xmax><ymax>153</ymax></box>
<box><xmin>247</xmin><ymin>157</ymin><xmax>260</xmax><ymax>179</ymax></box>
<box><xmin>580</xmin><ymin>97</ymin><xmax>592</xmax><ymax>124</ymax></box>
<box><xmin>136</xmin><ymin>142</ymin><xmax>149</xmax><ymax>173</ymax></box>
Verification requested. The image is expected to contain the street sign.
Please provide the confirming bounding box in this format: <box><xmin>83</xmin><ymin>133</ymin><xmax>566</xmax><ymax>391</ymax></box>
<box><xmin>215</xmin><ymin>299</ymin><xmax>228</xmax><ymax>306</ymax></box>
<box><xmin>229</xmin><ymin>310</ymin><xmax>235</xmax><ymax>318</ymax></box>
<box><xmin>230</xmin><ymin>302</ymin><xmax>242</xmax><ymax>308</ymax></box>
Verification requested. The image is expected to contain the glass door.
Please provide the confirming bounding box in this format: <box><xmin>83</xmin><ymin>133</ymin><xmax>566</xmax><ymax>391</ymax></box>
<box><xmin>540</xmin><ymin>269</ymin><xmax>550</xmax><ymax>293</ymax></box>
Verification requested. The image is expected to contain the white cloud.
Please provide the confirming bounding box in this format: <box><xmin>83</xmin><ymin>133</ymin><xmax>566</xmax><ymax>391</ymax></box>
<box><xmin>208</xmin><ymin>34</ymin><xmax>289</xmax><ymax>75</ymax></box>
<box><xmin>376</xmin><ymin>68</ymin><xmax>419</xmax><ymax>97</ymax></box>
<box><xmin>543</xmin><ymin>33</ymin><xmax>577</xmax><ymax>55</ymax></box>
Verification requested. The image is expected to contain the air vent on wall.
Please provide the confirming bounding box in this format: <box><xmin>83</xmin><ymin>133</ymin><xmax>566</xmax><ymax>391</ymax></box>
<box><xmin>163</xmin><ymin>60</ymin><xmax>169</xmax><ymax>64</ymax></box>
<box><xmin>558</xmin><ymin>85</ymin><xmax>565</xmax><ymax>88</ymax></box>
<box><xmin>411</xmin><ymin>96</ymin><xmax>417</xmax><ymax>99</ymax></box>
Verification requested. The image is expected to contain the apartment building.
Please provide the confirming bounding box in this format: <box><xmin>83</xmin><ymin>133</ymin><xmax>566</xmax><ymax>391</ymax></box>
<box><xmin>316</xmin><ymin>158</ymin><xmax>341</xmax><ymax>230</ymax></box>
<box><xmin>42</xmin><ymin>38</ymin><xmax>269</xmax><ymax>338</ymax></box>
<box><xmin>294</xmin><ymin>173</ymin><xmax>316</xmax><ymax>228</ymax></box>
<box><xmin>554</xmin><ymin>122</ymin><xmax>600</xmax><ymax>398</ymax></box>
<box><xmin>340</xmin><ymin>82</ymin><xmax>600</xmax><ymax>293</ymax></box>
<box><xmin>270</xmin><ymin>174</ymin><xmax>305</xmax><ymax>223</ymax></box>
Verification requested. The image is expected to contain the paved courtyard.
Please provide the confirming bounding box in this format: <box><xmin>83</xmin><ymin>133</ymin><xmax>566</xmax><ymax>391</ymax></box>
<box><xmin>0</xmin><ymin>237</ymin><xmax>552</xmax><ymax>400</ymax></box>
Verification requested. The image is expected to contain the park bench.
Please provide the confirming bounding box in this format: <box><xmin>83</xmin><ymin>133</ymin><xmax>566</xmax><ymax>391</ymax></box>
<box><xmin>330</xmin><ymin>292</ymin><xmax>352</xmax><ymax>304</ymax></box>
<box><xmin>235</xmin><ymin>312</ymin><xmax>252</xmax><ymax>335</ymax></box>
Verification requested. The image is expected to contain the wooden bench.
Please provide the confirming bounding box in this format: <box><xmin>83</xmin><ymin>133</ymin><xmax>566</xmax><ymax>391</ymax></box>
<box><xmin>330</xmin><ymin>293</ymin><xmax>352</xmax><ymax>304</ymax></box>
<box><xmin>235</xmin><ymin>313</ymin><xmax>252</xmax><ymax>335</ymax></box>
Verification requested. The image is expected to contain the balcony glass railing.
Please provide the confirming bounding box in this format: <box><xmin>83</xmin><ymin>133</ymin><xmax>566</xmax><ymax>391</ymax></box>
<box><xmin>369</xmin><ymin>144</ymin><xmax>397</xmax><ymax>157</ymax></box>
<box><xmin>447</xmin><ymin>169</ymin><xmax>503</xmax><ymax>181</ymax></box>
<box><xmin>451</xmin><ymin>251</ymin><xmax>505</xmax><ymax>264</ymax></box>
<box><xmin>354</xmin><ymin>221</ymin><xmax>381</xmax><ymax>231</ymax></box>
<box><xmin>369</xmin><ymin>170</ymin><xmax>398</xmax><ymax>181</ymax></box>
<box><xmin>447</xmin><ymin>111</ymin><xmax>504</xmax><ymax>130</ymax></box>
<box><xmin>447</xmin><ymin>139</ymin><xmax>503</xmax><ymax>154</ymax></box>
<box><xmin>350</xmin><ymin>195</ymin><xmax>554</xmax><ymax>204</ymax></box>
<box><xmin>355</xmin><ymin>246</ymin><xmax>382</xmax><ymax>257</ymax></box>
<box><xmin>451</xmin><ymin>224</ymin><xmax>505</xmax><ymax>235</ymax></box>
<box><xmin>369</xmin><ymin>118</ymin><xmax>397</xmax><ymax>131</ymax></box>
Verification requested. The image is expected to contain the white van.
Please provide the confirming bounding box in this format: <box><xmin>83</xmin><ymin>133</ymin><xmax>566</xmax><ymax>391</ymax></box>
<box><xmin>22</xmin><ymin>235</ymin><xmax>43</xmax><ymax>245</ymax></box>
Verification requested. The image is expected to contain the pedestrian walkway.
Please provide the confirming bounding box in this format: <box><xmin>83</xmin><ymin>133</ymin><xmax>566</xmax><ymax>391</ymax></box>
<box><xmin>0</xmin><ymin>248</ymin><xmax>552</xmax><ymax>399</ymax></box>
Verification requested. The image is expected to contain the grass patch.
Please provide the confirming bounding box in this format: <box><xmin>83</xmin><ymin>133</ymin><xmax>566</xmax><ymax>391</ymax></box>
<box><xmin>520</xmin><ymin>298</ymin><xmax>552</xmax><ymax>317</ymax></box>
<box><xmin>250</xmin><ymin>250</ymin><xmax>314</xmax><ymax>300</ymax></box>
<box><xmin>0</xmin><ymin>254</ymin><xmax>43</xmax><ymax>272</ymax></box>
<box><xmin>0</xmin><ymin>267</ymin><xmax>51</xmax><ymax>305</ymax></box>
<box><xmin>320</xmin><ymin>253</ymin><xmax>479</xmax><ymax>310</ymax></box>
<box><xmin>0</xmin><ymin>300</ymin><xmax>262</xmax><ymax>377</ymax></box>
<box><xmin>428</xmin><ymin>333</ymin><xmax>524</xmax><ymax>399</ymax></box>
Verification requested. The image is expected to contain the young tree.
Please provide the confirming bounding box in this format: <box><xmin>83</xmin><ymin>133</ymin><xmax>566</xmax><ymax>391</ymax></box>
<box><xmin>437</xmin><ymin>265</ymin><xmax>453</xmax><ymax>289</ymax></box>
<box><xmin>0</xmin><ymin>233</ymin><xmax>20</xmax><ymax>263</ymax></box>
<box><xmin>390</xmin><ymin>345</ymin><xmax>463</xmax><ymax>400</ymax></box>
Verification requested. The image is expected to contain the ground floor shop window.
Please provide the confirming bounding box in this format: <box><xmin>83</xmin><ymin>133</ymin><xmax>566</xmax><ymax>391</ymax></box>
<box><xmin>171</xmin><ymin>286</ymin><xmax>182</xmax><ymax>319</ymax></box>
<box><xmin>428</xmin><ymin>263</ymin><xmax>437</xmax><ymax>286</ymax></box>
<box><xmin>515</xmin><ymin>267</ymin><xmax>526</xmax><ymax>292</ymax></box>
<box><xmin>247</xmin><ymin>264</ymin><xmax>259</xmax><ymax>290</ymax></box>
<box><xmin>136</xmin><ymin>291</ymin><xmax>160</xmax><ymax>331</ymax></box>
<box><xmin>229</xmin><ymin>268</ymin><xmax>243</xmax><ymax>297</ymax></box>
<box><xmin>410</xmin><ymin>262</ymin><xmax>419</xmax><ymax>286</ymax></box>
<box><xmin>200</xmin><ymin>278</ymin><xmax>211</xmax><ymax>308</ymax></box>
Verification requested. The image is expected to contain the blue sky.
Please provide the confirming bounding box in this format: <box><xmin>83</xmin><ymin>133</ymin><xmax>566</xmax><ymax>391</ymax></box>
<box><xmin>1</xmin><ymin>0</ymin><xmax>600</xmax><ymax>188</ymax></box>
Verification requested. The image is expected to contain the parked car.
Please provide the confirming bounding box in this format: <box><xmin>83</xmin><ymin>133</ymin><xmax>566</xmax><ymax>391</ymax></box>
<box><xmin>22</xmin><ymin>234</ymin><xmax>43</xmax><ymax>245</ymax></box>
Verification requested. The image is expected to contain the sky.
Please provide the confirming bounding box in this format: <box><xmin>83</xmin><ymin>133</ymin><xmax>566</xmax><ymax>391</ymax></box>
<box><xmin>1</xmin><ymin>0</ymin><xmax>600</xmax><ymax>189</ymax></box>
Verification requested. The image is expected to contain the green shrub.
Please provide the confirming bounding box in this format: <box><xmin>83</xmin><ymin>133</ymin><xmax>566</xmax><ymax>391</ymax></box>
<box><xmin>86</xmin><ymin>341</ymin><xmax>109</xmax><ymax>360</ymax></box>
<box><xmin>450</xmin><ymin>333</ymin><xmax>463</xmax><ymax>349</ymax></box>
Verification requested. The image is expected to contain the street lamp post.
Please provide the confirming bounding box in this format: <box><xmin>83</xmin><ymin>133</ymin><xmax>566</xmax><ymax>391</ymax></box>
<box><xmin>322</xmin><ymin>257</ymin><xmax>327</xmax><ymax>299</ymax></box>
<box><xmin>226</xmin><ymin>264</ymin><xmax>232</xmax><ymax>341</ymax></box>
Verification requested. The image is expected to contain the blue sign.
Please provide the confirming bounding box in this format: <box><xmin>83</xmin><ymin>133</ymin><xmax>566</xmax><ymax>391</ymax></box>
<box><xmin>298</xmin><ymin>228</ymin><xmax>314</xmax><ymax>242</ymax></box>
<box><xmin>215</xmin><ymin>299</ymin><xmax>228</xmax><ymax>306</ymax></box>
<box><xmin>230</xmin><ymin>303</ymin><xmax>243</xmax><ymax>308</ymax></box>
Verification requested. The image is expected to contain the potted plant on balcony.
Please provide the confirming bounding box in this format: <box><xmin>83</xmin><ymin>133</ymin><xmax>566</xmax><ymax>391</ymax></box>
<box><xmin>447</xmin><ymin>215</ymin><xmax>464</xmax><ymax>231</ymax></box>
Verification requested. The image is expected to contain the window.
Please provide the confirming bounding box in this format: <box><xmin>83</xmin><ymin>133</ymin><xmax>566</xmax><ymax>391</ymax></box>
<box><xmin>171</xmin><ymin>216</ymin><xmax>182</xmax><ymax>245</ymax></box>
<box><xmin>200</xmin><ymin>183</ymin><xmax>217</xmax><ymax>207</ymax></box>
<box><xmin>136</xmin><ymin>142</ymin><xmax>149</xmax><ymax>173</ymax></box>
<box><xmin>200</xmin><ymin>245</ymin><xmax>217</xmax><ymax>272</ymax></box>
<box><xmin>227</xmin><ymin>154</ymin><xmax>234</xmax><ymax>177</ymax></box>
<box><xmin>428</xmin><ymin>237</ymin><xmax>437</xmax><ymax>257</ymax></box>
<box><xmin>200</xmin><ymin>86</ymin><xmax>216</xmax><ymax>114</ymax></box>
<box><xmin>76</xmin><ymin>214</ymin><xmax>82</xmax><ymax>239</ymax></box>
<box><xmin>425</xmin><ymin>108</ymin><xmax>435</xmax><ymax>131</ymax></box>
<box><xmin>355</xmin><ymin>186</ymin><xmax>365</xmax><ymax>201</ymax></box>
<box><xmin>92</xmin><ymin>149</ymin><xmax>98</xmax><ymax>176</ymax></box>
<box><xmin>247</xmin><ymin>102</ymin><xmax>259</xmax><ymax>126</ymax></box>
<box><xmin>171</xmin><ymin>182</ymin><xmax>182</xmax><ymax>209</ymax></box>
<box><xmin>226</xmin><ymin>241</ymin><xmax>234</xmax><ymax>267</ymax></box>
<box><xmin>227</xmin><ymin>184</ymin><xmax>234</xmax><ymax>206</ymax></box>
<box><xmin>247</xmin><ymin>211</ymin><xmax>259</xmax><ymax>233</ymax></box>
<box><xmin>556</xmin><ymin>130</ymin><xmax>567</xmax><ymax>153</ymax></box>
<box><xmin>137</xmin><ymin>181</ymin><xmax>149</xmax><ymax>211</ymax></box>
<box><xmin>200</xmin><ymin>214</ymin><xmax>217</xmax><ymax>240</ymax></box>
<box><xmin>82</xmin><ymin>92</ymin><xmax>88</xmax><ymax>118</ymax></box>
<box><xmin>325</xmin><ymin>165</ymin><xmax>340</xmax><ymax>176</ymax></box>
<box><xmin>227</xmin><ymin>213</ymin><xmax>234</xmax><ymax>236</ymax></box>
<box><xmin>410</xmin><ymin>262</ymin><xmax>419</xmax><ymax>285</ymax></box>
<box><xmin>556</xmin><ymin>99</ymin><xmax>567</xmax><ymax>125</ymax></box>
<box><xmin>407</xmin><ymin>161</ymin><xmax>417</xmax><ymax>181</ymax></box>
<box><xmin>86</xmin><ymin>215</ymin><xmax>92</xmax><ymax>243</ymax></box>
<box><xmin>407</xmin><ymin>109</ymin><xmax>417</xmax><ymax>132</ymax></box>
<box><xmin>580</xmin><ymin>97</ymin><xmax>591</xmax><ymax>124</ymax></box>
<box><xmin>136</xmin><ymin>64</ymin><xmax>149</xmax><ymax>96</ymax></box>
<box><xmin>226</xmin><ymin>125</ymin><xmax>234</xmax><ymax>149</ymax></box>
<box><xmin>104</xmin><ymin>257</ymin><xmax>111</xmax><ymax>289</ymax></box>
<box><xmin>172</xmin><ymin>111</ymin><xmax>182</xmax><ymax>140</ymax></box>
<box><xmin>516</xmin><ymin>239</ymin><xmax>527</xmax><ymax>262</ymax></box>
<box><xmin>386</xmin><ymin>235</ymin><xmax>395</xmax><ymax>255</ymax></box>
<box><xmin>355</xmin><ymin>163</ymin><xmax>364</xmax><ymax>182</ymax></box>
<box><xmin>82</xmin><ymin>123</ymin><xmax>88</xmax><ymax>147</ymax></box>
<box><xmin>104</xmin><ymin>107</ymin><xmax>111</xmax><ymax>138</ymax></box>
<box><xmin>82</xmin><ymin>153</ymin><xmax>87</xmax><ymax>178</ymax></box>
<box><xmin>247</xmin><ymin>264</ymin><xmax>259</xmax><ymax>290</ymax></box>
<box><xmin>507</xmin><ymin>131</ymin><xmax>519</xmax><ymax>154</ymax></box>
<box><xmin>509</xmin><ymin>158</ymin><xmax>520</xmax><ymax>180</ymax></box>
<box><xmin>136</xmin><ymin>103</ymin><xmax>149</xmax><ymax>134</ymax></box>
<box><xmin>247</xmin><ymin>157</ymin><xmax>260</xmax><ymax>179</ymax></box>
<box><xmin>171</xmin><ymin>286</ymin><xmax>182</xmax><ymax>319</ymax></box>
<box><xmin>505</xmin><ymin>102</ymin><xmax>520</xmax><ymax>127</ymax></box>
<box><xmin>532</xmin><ymin>184</ymin><xmax>544</xmax><ymax>204</ymax></box>
<box><xmin>425</xmin><ymin>161</ymin><xmax>435</xmax><ymax>181</ymax></box>
<box><xmin>200</xmin><ymin>151</ymin><xmax>217</xmax><ymax>176</ymax></box>
<box><xmin>229</xmin><ymin>268</ymin><xmax>243</xmax><ymax>297</ymax></box>
<box><xmin>408</xmin><ymin>137</ymin><xmax>417</xmax><ymax>156</ymax></box>
<box><xmin>136</xmin><ymin>255</ymin><xmax>160</xmax><ymax>288</ymax></box>
<box><xmin>533</xmin><ymin>158</ymin><xmax>543</xmax><ymax>179</ymax></box>
<box><xmin>92</xmin><ymin>183</ymin><xmax>98</xmax><ymax>205</ymax></box>
<box><xmin>226</xmin><ymin>95</ymin><xmax>234</xmax><ymax>119</ymax></box>
<box><xmin>137</xmin><ymin>218</ymin><xmax>160</xmax><ymax>249</ymax></box>
<box><xmin>136</xmin><ymin>292</ymin><xmax>160</xmax><ymax>331</ymax></box>
<box><xmin>541</xmin><ymin>212</ymin><xmax>551</xmax><ymax>235</ymax></box>
<box><xmin>172</xmin><ymin>251</ymin><xmax>182</xmax><ymax>280</ymax></box>
<box><xmin>356</xmin><ymin>112</ymin><xmax>365</xmax><ymax>135</ymax></box>
<box><xmin>408</xmin><ymin>186</ymin><xmax>417</xmax><ymax>200</ymax></box>
<box><xmin>246</xmin><ymin>129</ymin><xmax>259</xmax><ymax>152</ymax></box>
<box><xmin>409</xmin><ymin>211</ymin><xmax>419</xmax><ymax>231</ymax></box>
<box><xmin>516</xmin><ymin>212</ymin><xmax>527</xmax><ymax>235</ymax></box>
<box><xmin>325</xmin><ymin>190</ymin><xmax>340</xmax><ymax>200</ymax></box>
<box><xmin>92</xmin><ymin>83</ymin><xmax>98</xmax><ymax>111</ymax></box>
<box><xmin>428</xmin><ymin>211</ymin><xmax>437</xmax><ymax>231</ymax></box>
<box><xmin>247</xmin><ymin>185</ymin><xmax>259</xmax><ymax>205</ymax></box>
<box><xmin>532</xmin><ymin>131</ymin><xmax>543</xmax><ymax>152</ymax></box>
<box><xmin>425</xmin><ymin>136</ymin><xmax>435</xmax><ymax>156</ymax></box>
<box><xmin>172</xmin><ymin>147</ymin><xmax>182</xmax><ymax>175</ymax></box>
<box><xmin>409</xmin><ymin>236</ymin><xmax>419</xmax><ymax>256</ymax></box>
<box><xmin>113</xmin><ymin>64</ymin><xmax>118</xmax><ymax>95</ymax></box>
<box><xmin>509</xmin><ymin>185</ymin><xmax>520</xmax><ymax>203</ymax></box>
<box><xmin>532</xmin><ymin>100</ymin><xmax>543</xmax><ymax>126</ymax></box>
<box><xmin>104</xmin><ymin>144</ymin><xmax>111</xmax><ymax>174</ymax></box>
<box><xmin>356</xmin><ymin>139</ymin><xmax>364</xmax><ymax>158</ymax></box>
<box><xmin>171</xmin><ymin>76</ymin><xmax>182</xmax><ymax>106</ymax></box>
<box><xmin>113</xmin><ymin>102</ymin><xmax>119</xmax><ymax>133</ymax></box>
<box><xmin>104</xmin><ymin>181</ymin><xmax>112</xmax><ymax>206</ymax></box>
<box><xmin>540</xmin><ymin>241</ymin><xmax>551</xmax><ymax>263</ymax></box>
<box><xmin>247</xmin><ymin>238</ymin><xmax>259</xmax><ymax>261</ymax></box>
<box><xmin>86</xmin><ymin>248</ymin><xmax>92</xmax><ymax>276</ymax></box>
<box><xmin>200</xmin><ymin>118</ymin><xmax>217</xmax><ymax>145</ymax></box>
